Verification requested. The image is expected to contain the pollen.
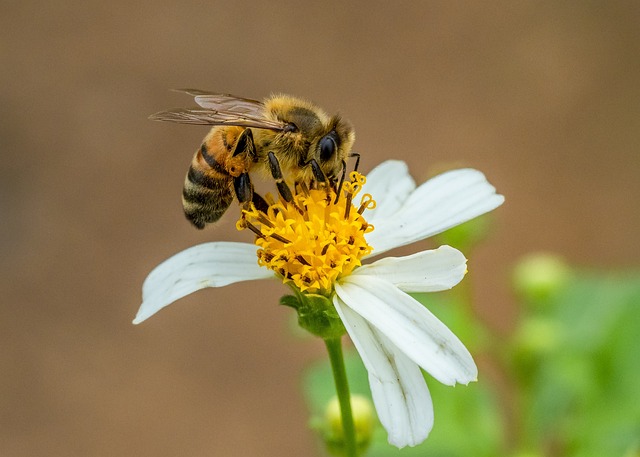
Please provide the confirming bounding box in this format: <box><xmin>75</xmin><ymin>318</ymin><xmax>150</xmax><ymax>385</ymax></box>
<box><xmin>238</xmin><ymin>172</ymin><xmax>376</xmax><ymax>295</ymax></box>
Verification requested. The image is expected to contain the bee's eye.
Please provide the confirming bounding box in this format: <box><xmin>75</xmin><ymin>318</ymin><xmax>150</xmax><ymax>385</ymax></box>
<box><xmin>284</xmin><ymin>123</ymin><xmax>298</xmax><ymax>133</ymax></box>
<box><xmin>319</xmin><ymin>133</ymin><xmax>337</xmax><ymax>162</ymax></box>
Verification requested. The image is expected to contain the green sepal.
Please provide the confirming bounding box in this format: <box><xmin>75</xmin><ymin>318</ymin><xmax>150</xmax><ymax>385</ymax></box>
<box><xmin>280</xmin><ymin>291</ymin><xmax>346</xmax><ymax>339</ymax></box>
<box><xmin>280</xmin><ymin>294</ymin><xmax>301</xmax><ymax>310</ymax></box>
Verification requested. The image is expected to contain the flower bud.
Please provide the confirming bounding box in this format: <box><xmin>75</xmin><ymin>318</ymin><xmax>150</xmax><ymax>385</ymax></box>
<box><xmin>514</xmin><ymin>317</ymin><xmax>561</xmax><ymax>355</ymax></box>
<box><xmin>323</xmin><ymin>395</ymin><xmax>374</xmax><ymax>456</ymax></box>
<box><xmin>513</xmin><ymin>253</ymin><xmax>571</xmax><ymax>306</ymax></box>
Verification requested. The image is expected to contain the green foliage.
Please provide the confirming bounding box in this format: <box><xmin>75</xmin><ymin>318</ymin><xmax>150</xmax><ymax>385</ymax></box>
<box><xmin>433</xmin><ymin>214</ymin><xmax>492</xmax><ymax>254</ymax></box>
<box><xmin>514</xmin><ymin>271</ymin><xmax>640</xmax><ymax>457</ymax></box>
<box><xmin>303</xmin><ymin>260</ymin><xmax>640</xmax><ymax>456</ymax></box>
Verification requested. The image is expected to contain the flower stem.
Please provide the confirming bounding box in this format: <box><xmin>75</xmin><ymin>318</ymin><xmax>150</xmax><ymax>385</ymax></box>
<box><xmin>324</xmin><ymin>337</ymin><xmax>358</xmax><ymax>457</ymax></box>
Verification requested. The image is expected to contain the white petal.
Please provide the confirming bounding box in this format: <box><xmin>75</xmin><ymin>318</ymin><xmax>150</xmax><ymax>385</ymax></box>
<box><xmin>335</xmin><ymin>276</ymin><xmax>477</xmax><ymax>385</ymax></box>
<box><xmin>333</xmin><ymin>296</ymin><xmax>433</xmax><ymax>448</ymax></box>
<box><xmin>365</xmin><ymin>168</ymin><xmax>504</xmax><ymax>256</ymax></box>
<box><xmin>353</xmin><ymin>245</ymin><xmax>467</xmax><ymax>292</ymax></box>
<box><xmin>133</xmin><ymin>242</ymin><xmax>272</xmax><ymax>324</ymax></box>
<box><xmin>362</xmin><ymin>160</ymin><xmax>415</xmax><ymax>225</ymax></box>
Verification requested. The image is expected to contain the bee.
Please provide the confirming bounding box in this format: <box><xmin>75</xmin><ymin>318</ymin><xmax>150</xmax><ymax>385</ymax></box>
<box><xmin>150</xmin><ymin>89</ymin><xmax>357</xmax><ymax>229</ymax></box>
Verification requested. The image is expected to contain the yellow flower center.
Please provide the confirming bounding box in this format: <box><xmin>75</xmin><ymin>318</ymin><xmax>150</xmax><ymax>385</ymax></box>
<box><xmin>237</xmin><ymin>172</ymin><xmax>376</xmax><ymax>295</ymax></box>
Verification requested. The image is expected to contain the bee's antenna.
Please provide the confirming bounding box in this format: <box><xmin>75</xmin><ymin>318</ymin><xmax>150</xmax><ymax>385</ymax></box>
<box><xmin>350</xmin><ymin>152</ymin><xmax>361</xmax><ymax>172</ymax></box>
<box><xmin>334</xmin><ymin>160</ymin><xmax>348</xmax><ymax>204</ymax></box>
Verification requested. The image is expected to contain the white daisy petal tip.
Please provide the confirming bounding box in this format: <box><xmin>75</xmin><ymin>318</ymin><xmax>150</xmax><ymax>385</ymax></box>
<box><xmin>336</xmin><ymin>277</ymin><xmax>478</xmax><ymax>387</ymax></box>
<box><xmin>368</xmin><ymin>159</ymin><xmax>409</xmax><ymax>176</ymax></box>
<box><xmin>333</xmin><ymin>296</ymin><xmax>434</xmax><ymax>448</ymax></box>
<box><xmin>459</xmin><ymin>365</ymin><xmax>479</xmax><ymax>385</ymax></box>
<box><xmin>132</xmin><ymin>306</ymin><xmax>159</xmax><ymax>325</ymax></box>
<box><xmin>356</xmin><ymin>245</ymin><xmax>468</xmax><ymax>293</ymax></box>
<box><xmin>363</xmin><ymin>160</ymin><xmax>416</xmax><ymax>224</ymax></box>
<box><xmin>132</xmin><ymin>241</ymin><xmax>271</xmax><ymax>325</ymax></box>
<box><xmin>364</xmin><ymin>166</ymin><xmax>505</xmax><ymax>256</ymax></box>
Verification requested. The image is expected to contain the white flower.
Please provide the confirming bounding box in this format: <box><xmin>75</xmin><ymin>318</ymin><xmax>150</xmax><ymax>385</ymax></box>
<box><xmin>133</xmin><ymin>160</ymin><xmax>504</xmax><ymax>448</ymax></box>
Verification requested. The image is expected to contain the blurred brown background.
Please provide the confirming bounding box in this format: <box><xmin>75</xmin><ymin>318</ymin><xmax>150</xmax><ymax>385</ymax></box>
<box><xmin>1</xmin><ymin>1</ymin><xmax>639</xmax><ymax>456</ymax></box>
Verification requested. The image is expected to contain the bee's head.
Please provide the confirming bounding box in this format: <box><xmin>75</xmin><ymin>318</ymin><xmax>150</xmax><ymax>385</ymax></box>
<box><xmin>315</xmin><ymin>115</ymin><xmax>355</xmax><ymax>181</ymax></box>
<box><xmin>265</xmin><ymin>95</ymin><xmax>355</xmax><ymax>181</ymax></box>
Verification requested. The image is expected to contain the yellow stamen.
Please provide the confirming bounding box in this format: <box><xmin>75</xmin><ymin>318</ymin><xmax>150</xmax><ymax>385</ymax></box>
<box><xmin>237</xmin><ymin>172</ymin><xmax>376</xmax><ymax>295</ymax></box>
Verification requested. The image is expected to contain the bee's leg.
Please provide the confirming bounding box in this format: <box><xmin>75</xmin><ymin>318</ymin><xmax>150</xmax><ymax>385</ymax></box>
<box><xmin>231</xmin><ymin>128</ymin><xmax>258</xmax><ymax>209</ymax></box>
<box><xmin>334</xmin><ymin>160</ymin><xmax>348</xmax><ymax>200</ymax></box>
<box><xmin>232</xmin><ymin>128</ymin><xmax>256</xmax><ymax>160</ymax></box>
<box><xmin>333</xmin><ymin>152</ymin><xmax>361</xmax><ymax>203</ymax></box>
<box><xmin>308</xmin><ymin>159</ymin><xmax>329</xmax><ymax>184</ymax></box>
<box><xmin>251</xmin><ymin>192</ymin><xmax>269</xmax><ymax>214</ymax></box>
<box><xmin>267</xmin><ymin>152</ymin><xmax>293</xmax><ymax>203</ymax></box>
<box><xmin>233</xmin><ymin>172</ymin><xmax>253</xmax><ymax>206</ymax></box>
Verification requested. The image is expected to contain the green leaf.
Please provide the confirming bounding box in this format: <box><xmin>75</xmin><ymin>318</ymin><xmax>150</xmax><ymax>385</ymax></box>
<box><xmin>520</xmin><ymin>270</ymin><xmax>640</xmax><ymax>456</ymax></box>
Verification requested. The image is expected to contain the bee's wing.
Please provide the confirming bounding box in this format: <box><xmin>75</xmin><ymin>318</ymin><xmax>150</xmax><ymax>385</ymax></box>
<box><xmin>174</xmin><ymin>89</ymin><xmax>265</xmax><ymax>115</ymax></box>
<box><xmin>151</xmin><ymin>90</ymin><xmax>286</xmax><ymax>130</ymax></box>
<box><xmin>149</xmin><ymin>108</ymin><xmax>287</xmax><ymax>130</ymax></box>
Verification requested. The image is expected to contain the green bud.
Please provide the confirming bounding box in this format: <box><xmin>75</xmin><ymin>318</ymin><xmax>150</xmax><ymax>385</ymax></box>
<box><xmin>514</xmin><ymin>317</ymin><xmax>561</xmax><ymax>355</ymax></box>
<box><xmin>513</xmin><ymin>253</ymin><xmax>571</xmax><ymax>306</ymax></box>
<box><xmin>323</xmin><ymin>395</ymin><xmax>375</xmax><ymax>456</ymax></box>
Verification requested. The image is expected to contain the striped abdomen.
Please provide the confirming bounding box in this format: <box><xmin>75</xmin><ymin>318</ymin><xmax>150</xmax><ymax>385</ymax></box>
<box><xmin>182</xmin><ymin>142</ymin><xmax>234</xmax><ymax>229</ymax></box>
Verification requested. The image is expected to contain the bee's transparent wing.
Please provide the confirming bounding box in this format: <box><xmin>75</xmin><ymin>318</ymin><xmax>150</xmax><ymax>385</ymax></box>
<box><xmin>175</xmin><ymin>89</ymin><xmax>266</xmax><ymax>115</ymax></box>
<box><xmin>149</xmin><ymin>108</ymin><xmax>286</xmax><ymax>130</ymax></box>
<box><xmin>150</xmin><ymin>90</ymin><xmax>286</xmax><ymax>131</ymax></box>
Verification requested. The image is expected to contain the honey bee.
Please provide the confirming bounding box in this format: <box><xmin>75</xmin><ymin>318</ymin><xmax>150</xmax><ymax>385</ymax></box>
<box><xmin>150</xmin><ymin>89</ymin><xmax>357</xmax><ymax>229</ymax></box>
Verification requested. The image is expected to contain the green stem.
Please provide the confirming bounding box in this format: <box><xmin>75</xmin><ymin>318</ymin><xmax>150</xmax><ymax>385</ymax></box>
<box><xmin>324</xmin><ymin>337</ymin><xmax>358</xmax><ymax>457</ymax></box>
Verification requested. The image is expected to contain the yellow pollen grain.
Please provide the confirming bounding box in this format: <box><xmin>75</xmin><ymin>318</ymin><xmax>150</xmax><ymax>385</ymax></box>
<box><xmin>239</xmin><ymin>172</ymin><xmax>375</xmax><ymax>294</ymax></box>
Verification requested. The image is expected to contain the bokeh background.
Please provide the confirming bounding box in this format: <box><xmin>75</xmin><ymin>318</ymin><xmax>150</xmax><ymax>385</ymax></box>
<box><xmin>1</xmin><ymin>1</ymin><xmax>639</xmax><ymax>456</ymax></box>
